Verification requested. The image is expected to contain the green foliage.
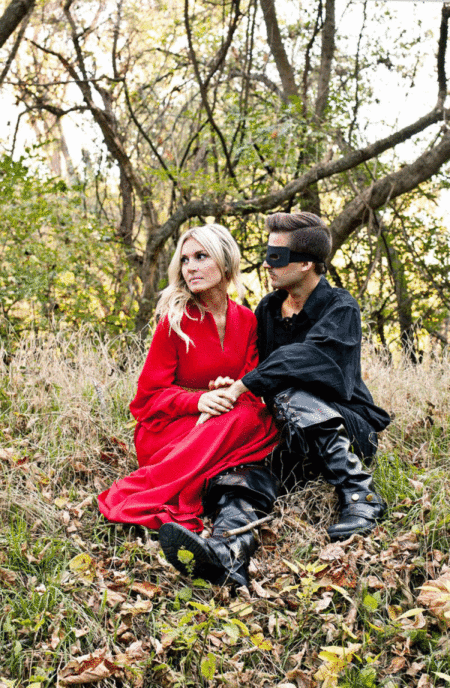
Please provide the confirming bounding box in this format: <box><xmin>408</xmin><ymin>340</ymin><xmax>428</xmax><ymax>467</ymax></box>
<box><xmin>0</xmin><ymin>154</ymin><xmax>136</xmax><ymax>340</ymax></box>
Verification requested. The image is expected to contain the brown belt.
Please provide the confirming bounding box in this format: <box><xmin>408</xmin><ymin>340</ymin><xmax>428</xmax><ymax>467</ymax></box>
<box><xmin>181</xmin><ymin>386</ymin><xmax>208</xmax><ymax>393</ymax></box>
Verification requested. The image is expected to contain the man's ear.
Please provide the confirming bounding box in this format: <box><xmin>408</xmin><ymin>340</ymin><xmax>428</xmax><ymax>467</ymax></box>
<box><xmin>300</xmin><ymin>261</ymin><xmax>314</xmax><ymax>272</ymax></box>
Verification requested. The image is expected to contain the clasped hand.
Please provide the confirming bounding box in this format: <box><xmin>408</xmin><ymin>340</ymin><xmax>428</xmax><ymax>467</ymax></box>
<box><xmin>197</xmin><ymin>377</ymin><xmax>247</xmax><ymax>425</ymax></box>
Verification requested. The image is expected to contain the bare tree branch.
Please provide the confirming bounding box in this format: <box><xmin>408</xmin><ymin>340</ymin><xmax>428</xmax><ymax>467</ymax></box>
<box><xmin>302</xmin><ymin>1</ymin><xmax>322</xmax><ymax>116</ymax></box>
<box><xmin>259</xmin><ymin>0</ymin><xmax>299</xmax><ymax>103</ymax></box>
<box><xmin>315</xmin><ymin>0</ymin><xmax>335</xmax><ymax>120</ymax></box>
<box><xmin>330</xmin><ymin>129</ymin><xmax>450</xmax><ymax>254</ymax></box>
<box><xmin>183</xmin><ymin>0</ymin><xmax>240</xmax><ymax>180</ymax></box>
<box><xmin>437</xmin><ymin>4</ymin><xmax>450</xmax><ymax>107</ymax></box>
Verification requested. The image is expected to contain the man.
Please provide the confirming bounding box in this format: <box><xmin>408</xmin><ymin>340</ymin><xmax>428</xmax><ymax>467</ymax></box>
<box><xmin>159</xmin><ymin>212</ymin><xmax>390</xmax><ymax>587</ymax></box>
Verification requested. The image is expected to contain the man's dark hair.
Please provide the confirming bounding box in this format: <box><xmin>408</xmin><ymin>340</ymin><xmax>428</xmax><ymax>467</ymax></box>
<box><xmin>265</xmin><ymin>211</ymin><xmax>332</xmax><ymax>275</ymax></box>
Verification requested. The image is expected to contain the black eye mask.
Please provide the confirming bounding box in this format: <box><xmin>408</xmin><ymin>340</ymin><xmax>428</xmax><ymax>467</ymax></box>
<box><xmin>264</xmin><ymin>245</ymin><xmax>319</xmax><ymax>267</ymax></box>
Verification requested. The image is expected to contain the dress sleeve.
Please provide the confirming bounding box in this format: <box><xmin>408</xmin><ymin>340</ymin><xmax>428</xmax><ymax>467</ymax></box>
<box><xmin>242</xmin><ymin>300</ymin><xmax>361</xmax><ymax>400</ymax></box>
<box><xmin>130</xmin><ymin>318</ymin><xmax>203</xmax><ymax>422</ymax></box>
<box><xmin>237</xmin><ymin>315</ymin><xmax>259</xmax><ymax>380</ymax></box>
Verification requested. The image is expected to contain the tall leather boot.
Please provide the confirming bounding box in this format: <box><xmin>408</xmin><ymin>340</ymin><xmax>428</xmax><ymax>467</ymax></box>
<box><xmin>310</xmin><ymin>419</ymin><xmax>386</xmax><ymax>541</ymax></box>
<box><xmin>159</xmin><ymin>464</ymin><xmax>279</xmax><ymax>587</ymax></box>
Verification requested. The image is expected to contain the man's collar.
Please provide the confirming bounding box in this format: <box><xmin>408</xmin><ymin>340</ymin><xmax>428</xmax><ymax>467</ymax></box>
<box><xmin>268</xmin><ymin>276</ymin><xmax>332</xmax><ymax>322</ymax></box>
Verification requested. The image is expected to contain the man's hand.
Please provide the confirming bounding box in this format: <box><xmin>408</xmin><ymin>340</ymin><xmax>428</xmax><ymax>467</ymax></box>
<box><xmin>219</xmin><ymin>379</ymin><xmax>249</xmax><ymax>403</ymax></box>
<box><xmin>198</xmin><ymin>389</ymin><xmax>235</xmax><ymax>416</ymax></box>
<box><xmin>208</xmin><ymin>376</ymin><xmax>235</xmax><ymax>390</ymax></box>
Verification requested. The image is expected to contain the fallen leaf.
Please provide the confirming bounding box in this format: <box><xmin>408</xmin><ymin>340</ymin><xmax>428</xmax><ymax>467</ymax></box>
<box><xmin>68</xmin><ymin>553</ymin><xmax>96</xmax><ymax>584</ymax></box>
<box><xmin>386</xmin><ymin>656</ymin><xmax>406</xmax><ymax>673</ymax></box>
<box><xmin>0</xmin><ymin>448</ymin><xmax>14</xmax><ymax>462</ymax></box>
<box><xmin>130</xmin><ymin>582</ymin><xmax>162</xmax><ymax>599</ymax></box>
<box><xmin>418</xmin><ymin>572</ymin><xmax>450</xmax><ymax>627</ymax></box>
<box><xmin>406</xmin><ymin>661</ymin><xmax>425</xmax><ymax>676</ymax></box>
<box><xmin>120</xmin><ymin>599</ymin><xmax>153</xmax><ymax>617</ymax></box>
<box><xmin>0</xmin><ymin>567</ymin><xmax>17</xmax><ymax>586</ymax></box>
<box><xmin>58</xmin><ymin>650</ymin><xmax>119</xmax><ymax>685</ymax></box>
<box><xmin>314</xmin><ymin>592</ymin><xmax>333</xmax><ymax>612</ymax></box>
<box><xmin>251</xmin><ymin>580</ymin><xmax>271</xmax><ymax>599</ymax></box>
<box><xmin>319</xmin><ymin>543</ymin><xmax>346</xmax><ymax>562</ymax></box>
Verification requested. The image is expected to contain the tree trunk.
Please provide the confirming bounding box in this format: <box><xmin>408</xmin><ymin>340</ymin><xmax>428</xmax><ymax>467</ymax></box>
<box><xmin>382</xmin><ymin>231</ymin><xmax>416</xmax><ymax>361</ymax></box>
<box><xmin>0</xmin><ymin>0</ymin><xmax>34</xmax><ymax>48</ymax></box>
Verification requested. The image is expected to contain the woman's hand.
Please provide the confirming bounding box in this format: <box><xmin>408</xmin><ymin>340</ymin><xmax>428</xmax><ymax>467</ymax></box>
<box><xmin>198</xmin><ymin>389</ymin><xmax>235</xmax><ymax>416</ymax></box>
<box><xmin>208</xmin><ymin>376</ymin><xmax>234</xmax><ymax>390</ymax></box>
<box><xmin>196</xmin><ymin>412</ymin><xmax>212</xmax><ymax>426</ymax></box>
<box><xmin>196</xmin><ymin>380</ymin><xmax>248</xmax><ymax>425</ymax></box>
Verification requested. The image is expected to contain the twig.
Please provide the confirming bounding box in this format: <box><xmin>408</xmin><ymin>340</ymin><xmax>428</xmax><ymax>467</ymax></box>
<box><xmin>223</xmin><ymin>514</ymin><xmax>275</xmax><ymax>537</ymax></box>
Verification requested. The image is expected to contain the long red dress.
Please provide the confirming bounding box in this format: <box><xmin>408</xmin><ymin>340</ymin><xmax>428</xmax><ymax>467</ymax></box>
<box><xmin>98</xmin><ymin>300</ymin><xmax>278</xmax><ymax>532</ymax></box>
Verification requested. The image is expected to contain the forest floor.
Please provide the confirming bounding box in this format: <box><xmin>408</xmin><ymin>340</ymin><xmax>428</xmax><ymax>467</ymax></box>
<box><xmin>0</xmin><ymin>332</ymin><xmax>449</xmax><ymax>688</ymax></box>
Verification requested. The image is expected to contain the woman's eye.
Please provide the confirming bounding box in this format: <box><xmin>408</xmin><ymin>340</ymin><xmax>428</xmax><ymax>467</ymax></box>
<box><xmin>181</xmin><ymin>257</ymin><xmax>188</xmax><ymax>264</ymax></box>
<box><xmin>197</xmin><ymin>253</ymin><xmax>208</xmax><ymax>260</ymax></box>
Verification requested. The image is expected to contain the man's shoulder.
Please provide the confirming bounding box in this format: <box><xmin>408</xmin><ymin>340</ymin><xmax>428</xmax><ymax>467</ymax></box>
<box><xmin>315</xmin><ymin>278</ymin><xmax>360</xmax><ymax>312</ymax></box>
<box><xmin>256</xmin><ymin>289</ymin><xmax>285</xmax><ymax>310</ymax></box>
<box><xmin>328</xmin><ymin>284</ymin><xmax>359</xmax><ymax>309</ymax></box>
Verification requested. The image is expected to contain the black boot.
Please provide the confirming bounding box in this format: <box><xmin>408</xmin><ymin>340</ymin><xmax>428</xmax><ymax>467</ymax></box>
<box><xmin>311</xmin><ymin>420</ymin><xmax>386</xmax><ymax>541</ymax></box>
<box><xmin>159</xmin><ymin>464</ymin><xmax>279</xmax><ymax>587</ymax></box>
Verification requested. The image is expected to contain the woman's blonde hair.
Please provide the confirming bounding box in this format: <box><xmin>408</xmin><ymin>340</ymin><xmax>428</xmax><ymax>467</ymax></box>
<box><xmin>155</xmin><ymin>223</ymin><xmax>245</xmax><ymax>349</ymax></box>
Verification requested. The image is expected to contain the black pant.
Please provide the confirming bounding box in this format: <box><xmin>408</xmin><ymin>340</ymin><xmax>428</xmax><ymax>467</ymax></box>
<box><xmin>265</xmin><ymin>409</ymin><xmax>378</xmax><ymax>493</ymax></box>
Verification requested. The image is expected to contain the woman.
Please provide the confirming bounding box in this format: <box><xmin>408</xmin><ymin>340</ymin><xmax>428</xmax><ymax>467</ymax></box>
<box><xmin>98</xmin><ymin>224</ymin><xmax>278</xmax><ymax>546</ymax></box>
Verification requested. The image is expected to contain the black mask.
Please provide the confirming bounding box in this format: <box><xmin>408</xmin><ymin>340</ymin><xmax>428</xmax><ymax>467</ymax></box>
<box><xmin>264</xmin><ymin>245</ymin><xmax>318</xmax><ymax>268</ymax></box>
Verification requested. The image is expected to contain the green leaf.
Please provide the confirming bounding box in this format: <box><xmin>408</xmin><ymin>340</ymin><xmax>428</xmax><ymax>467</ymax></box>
<box><xmin>200</xmin><ymin>653</ymin><xmax>216</xmax><ymax>680</ymax></box>
<box><xmin>250</xmin><ymin>632</ymin><xmax>272</xmax><ymax>651</ymax></box>
<box><xmin>178</xmin><ymin>586</ymin><xmax>192</xmax><ymax>602</ymax></box>
<box><xmin>230</xmin><ymin>618</ymin><xmax>250</xmax><ymax>636</ymax></box>
<box><xmin>363</xmin><ymin>593</ymin><xmax>380</xmax><ymax>611</ymax></box>
<box><xmin>177</xmin><ymin>548</ymin><xmax>194</xmax><ymax>564</ymax></box>
<box><xmin>223</xmin><ymin>623</ymin><xmax>240</xmax><ymax>643</ymax></box>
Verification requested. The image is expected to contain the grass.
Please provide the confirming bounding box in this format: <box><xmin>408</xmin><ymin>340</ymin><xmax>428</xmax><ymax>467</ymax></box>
<box><xmin>0</xmin><ymin>332</ymin><xmax>449</xmax><ymax>687</ymax></box>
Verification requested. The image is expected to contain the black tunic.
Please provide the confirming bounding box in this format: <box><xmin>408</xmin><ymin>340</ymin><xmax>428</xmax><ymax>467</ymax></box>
<box><xmin>242</xmin><ymin>277</ymin><xmax>390</xmax><ymax>456</ymax></box>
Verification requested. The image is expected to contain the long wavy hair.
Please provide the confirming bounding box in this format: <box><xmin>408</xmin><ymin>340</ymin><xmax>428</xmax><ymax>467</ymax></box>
<box><xmin>155</xmin><ymin>224</ymin><xmax>245</xmax><ymax>349</ymax></box>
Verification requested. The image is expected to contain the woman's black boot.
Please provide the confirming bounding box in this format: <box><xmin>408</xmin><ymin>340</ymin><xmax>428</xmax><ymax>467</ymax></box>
<box><xmin>159</xmin><ymin>464</ymin><xmax>279</xmax><ymax>587</ymax></box>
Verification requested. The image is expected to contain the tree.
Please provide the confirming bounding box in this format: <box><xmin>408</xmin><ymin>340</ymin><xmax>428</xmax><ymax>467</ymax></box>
<box><xmin>3</xmin><ymin>0</ymin><xmax>450</xmax><ymax>350</ymax></box>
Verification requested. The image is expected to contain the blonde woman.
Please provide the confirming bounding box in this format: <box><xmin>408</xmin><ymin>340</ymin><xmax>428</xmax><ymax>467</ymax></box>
<box><xmin>98</xmin><ymin>224</ymin><xmax>278</xmax><ymax>586</ymax></box>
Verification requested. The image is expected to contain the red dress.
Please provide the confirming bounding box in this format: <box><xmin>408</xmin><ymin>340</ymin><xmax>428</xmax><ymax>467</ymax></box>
<box><xmin>98</xmin><ymin>300</ymin><xmax>278</xmax><ymax>532</ymax></box>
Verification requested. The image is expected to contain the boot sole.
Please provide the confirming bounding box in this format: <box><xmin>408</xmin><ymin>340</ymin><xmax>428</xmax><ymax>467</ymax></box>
<box><xmin>159</xmin><ymin>523</ymin><xmax>226</xmax><ymax>583</ymax></box>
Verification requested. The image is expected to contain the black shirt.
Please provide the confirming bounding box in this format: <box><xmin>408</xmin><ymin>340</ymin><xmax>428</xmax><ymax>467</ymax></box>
<box><xmin>242</xmin><ymin>277</ymin><xmax>390</xmax><ymax>432</ymax></box>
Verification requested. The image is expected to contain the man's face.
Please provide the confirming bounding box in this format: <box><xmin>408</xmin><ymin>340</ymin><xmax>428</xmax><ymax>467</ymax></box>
<box><xmin>263</xmin><ymin>232</ymin><xmax>312</xmax><ymax>290</ymax></box>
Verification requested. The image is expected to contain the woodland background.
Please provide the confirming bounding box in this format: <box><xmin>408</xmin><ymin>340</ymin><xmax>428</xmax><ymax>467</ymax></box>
<box><xmin>1</xmin><ymin>0</ymin><xmax>450</xmax><ymax>354</ymax></box>
<box><xmin>1</xmin><ymin>0</ymin><xmax>450</xmax><ymax>687</ymax></box>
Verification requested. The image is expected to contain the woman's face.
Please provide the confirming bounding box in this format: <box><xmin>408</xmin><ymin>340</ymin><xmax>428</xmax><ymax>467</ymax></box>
<box><xmin>180</xmin><ymin>238</ymin><xmax>225</xmax><ymax>294</ymax></box>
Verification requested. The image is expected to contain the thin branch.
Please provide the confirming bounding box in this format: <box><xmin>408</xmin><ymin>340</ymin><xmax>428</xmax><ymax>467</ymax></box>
<box><xmin>437</xmin><ymin>4</ymin><xmax>450</xmax><ymax>108</ymax></box>
<box><xmin>123</xmin><ymin>79</ymin><xmax>178</xmax><ymax>186</ymax></box>
<box><xmin>112</xmin><ymin>0</ymin><xmax>123</xmax><ymax>80</ymax></box>
<box><xmin>184</xmin><ymin>0</ymin><xmax>237</xmax><ymax>180</ymax></box>
<box><xmin>348</xmin><ymin>0</ymin><xmax>367</xmax><ymax>143</ymax></box>
<box><xmin>302</xmin><ymin>0</ymin><xmax>323</xmax><ymax>117</ymax></box>
<box><xmin>223</xmin><ymin>514</ymin><xmax>275</xmax><ymax>537</ymax></box>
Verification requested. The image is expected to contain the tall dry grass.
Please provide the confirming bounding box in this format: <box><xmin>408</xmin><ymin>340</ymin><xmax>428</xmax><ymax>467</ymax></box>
<box><xmin>0</xmin><ymin>332</ymin><xmax>449</xmax><ymax>687</ymax></box>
